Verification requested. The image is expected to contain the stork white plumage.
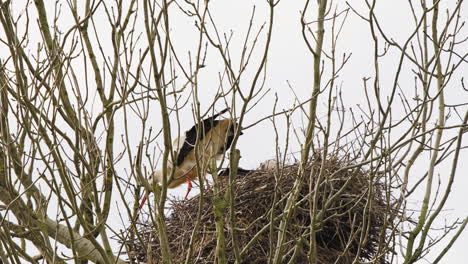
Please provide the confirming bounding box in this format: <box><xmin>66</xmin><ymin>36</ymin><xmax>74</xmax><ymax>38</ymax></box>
<box><xmin>139</xmin><ymin>108</ymin><xmax>241</xmax><ymax>207</ymax></box>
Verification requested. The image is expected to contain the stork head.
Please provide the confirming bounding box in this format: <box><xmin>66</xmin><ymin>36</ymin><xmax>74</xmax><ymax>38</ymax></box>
<box><xmin>139</xmin><ymin>170</ymin><xmax>163</xmax><ymax>208</ymax></box>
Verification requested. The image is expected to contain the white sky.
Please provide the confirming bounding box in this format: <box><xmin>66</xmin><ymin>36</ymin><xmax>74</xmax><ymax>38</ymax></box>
<box><xmin>2</xmin><ymin>0</ymin><xmax>467</xmax><ymax>263</ymax></box>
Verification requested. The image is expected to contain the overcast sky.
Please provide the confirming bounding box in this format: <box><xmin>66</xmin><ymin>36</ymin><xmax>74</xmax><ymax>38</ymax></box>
<box><xmin>4</xmin><ymin>0</ymin><xmax>468</xmax><ymax>263</ymax></box>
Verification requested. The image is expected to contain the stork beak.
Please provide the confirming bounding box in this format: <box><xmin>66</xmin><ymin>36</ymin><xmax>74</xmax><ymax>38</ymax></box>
<box><xmin>139</xmin><ymin>189</ymin><xmax>150</xmax><ymax>209</ymax></box>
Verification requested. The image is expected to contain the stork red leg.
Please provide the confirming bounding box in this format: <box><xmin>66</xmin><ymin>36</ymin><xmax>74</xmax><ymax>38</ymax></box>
<box><xmin>184</xmin><ymin>176</ymin><xmax>193</xmax><ymax>200</ymax></box>
<box><xmin>139</xmin><ymin>190</ymin><xmax>150</xmax><ymax>209</ymax></box>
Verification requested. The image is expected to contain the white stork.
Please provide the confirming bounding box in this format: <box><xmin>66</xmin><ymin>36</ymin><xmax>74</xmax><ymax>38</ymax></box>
<box><xmin>140</xmin><ymin>108</ymin><xmax>241</xmax><ymax>207</ymax></box>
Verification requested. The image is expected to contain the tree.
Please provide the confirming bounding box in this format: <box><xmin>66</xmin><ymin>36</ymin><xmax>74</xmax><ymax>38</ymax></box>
<box><xmin>0</xmin><ymin>0</ymin><xmax>466</xmax><ymax>263</ymax></box>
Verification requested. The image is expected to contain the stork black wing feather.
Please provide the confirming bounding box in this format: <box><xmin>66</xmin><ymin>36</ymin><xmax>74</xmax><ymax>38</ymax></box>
<box><xmin>218</xmin><ymin>128</ymin><xmax>243</xmax><ymax>155</ymax></box>
<box><xmin>218</xmin><ymin>167</ymin><xmax>252</xmax><ymax>177</ymax></box>
<box><xmin>175</xmin><ymin>108</ymin><xmax>230</xmax><ymax>166</ymax></box>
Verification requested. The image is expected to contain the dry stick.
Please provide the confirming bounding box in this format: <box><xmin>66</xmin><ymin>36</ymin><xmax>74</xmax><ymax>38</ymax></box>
<box><xmin>309</xmin><ymin>5</ymin><xmax>342</xmax><ymax>263</ymax></box>
<box><xmin>309</xmin><ymin>1</ymin><xmax>430</xmax><ymax>259</ymax></box>
<box><xmin>74</xmin><ymin>0</ymin><xmax>132</xmax><ymax>249</ymax></box>
<box><xmin>417</xmin><ymin>4</ymin><xmax>466</xmax><ymax>251</ymax></box>
<box><xmin>400</xmin><ymin>7</ymin><xmax>430</xmax><ymax>209</ymax></box>
<box><xmin>227</xmin><ymin>2</ymin><xmax>275</xmax><ymax>260</ymax></box>
<box><xmin>114</xmin><ymin>2</ymin><xmax>153</xmax><ymax>255</ymax></box>
<box><xmin>71</xmin><ymin>1</ymin><xmax>110</xmax><ymax>243</ymax></box>
<box><xmin>0</xmin><ymin>223</ymin><xmax>25</xmax><ymax>264</ymax></box>
<box><xmin>33</xmin><ymin>0</ymin><xmax>83</xmax><ymax>131</ymax></box>
<box><xmin>404</xmin><ymin>1</ymin><xmax>446</xmax><ymax>262</ymax></box>
<box><xmin>19</xmin><ymin>1</ymin><xmax>119</xmax><ymax>261</ymax></box>
<box><xmin>426</xmin><ymin>110</ymin><xmax>468</xmax><ymax>262</ymax></box>
<box><xmin>272</xmin><ymin>1</ymin><xmax>327</xmax><ymax>263</ymax></box>
<box><xmin>184</xmin><ymin>168</ymin><xmax>207</xmax><ymax>264</ymax></box>
<box><xmin>1</xmin><ymin>12</ymin><xmax>123</xmax><ymax>263</ymax></box>
<box><xmin>211</xmin><ymin>152</ymin><xmax>227</xmax><ymax>264</ymax></box>
<box><xmin>143</xmin><ymin>0</ymin><xmax>173</xmax><ymax>262</ymax></box>
<box><xmin>433</xmin><ymin>216</ymin><xmax>468</xmax><ymax>264</ymax></box>
<box><xmin>97</xmin><ymin>1</ymin><xmax>127</xmax><ymax>236</ymax></box>
<box><xmin>195</xmin><ymin>0</ymin><xmax>276</xmax><ymax>262</ymax></box>
<box><xmin>268</xmin><ymin>95</ymin><xmax>291</xmax><ymax>263</ymax></box>
<box><xmin>0</xmin><ymin>69</ymin><xmax>54</xmax><ymax>263</ymax></box>
<box><xmin>184</xmin><ymin>4</ymin><xmax>212</xmax><ymax>263</ymax></box>
<box><xmin>226</xmin><ymin>149</ymin><xmax>242</xmax><ymax>263</ymax></box>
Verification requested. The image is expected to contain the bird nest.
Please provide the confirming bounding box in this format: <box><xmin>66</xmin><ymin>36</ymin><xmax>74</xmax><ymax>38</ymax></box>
<box><xmin>123</xmin><ymin>155</ymin><xmax>399</xmax><ymax>263</ymax></box>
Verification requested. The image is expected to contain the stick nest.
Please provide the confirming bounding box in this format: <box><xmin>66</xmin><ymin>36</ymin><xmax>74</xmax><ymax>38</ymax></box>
<box><xmin>124</xmin><ymin>155</ymin><xmax>398</xmax><ymax>263</ymax></box>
